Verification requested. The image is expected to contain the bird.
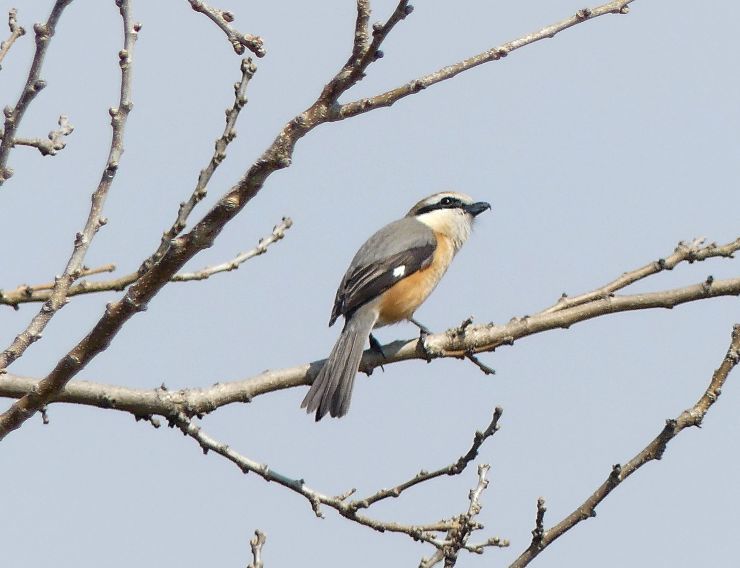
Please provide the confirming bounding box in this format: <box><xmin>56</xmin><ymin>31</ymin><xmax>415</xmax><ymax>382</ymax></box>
<box><xmin>301</xmin><ymin>191</ymin><xmax>491</xmax><ymax>421</ymax></box>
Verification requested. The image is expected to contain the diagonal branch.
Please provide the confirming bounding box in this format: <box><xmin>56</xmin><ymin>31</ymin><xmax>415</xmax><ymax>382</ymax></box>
<box><xmin>187</xmin><ymin>0</ymin><xmax>265</xmax><ymax>57</ymax></box>
<box><xmin>332</xmin><ymin>0</ymin><xmax>635</xmax><ymax>121</ymax></box>
<box><xmin>351</xmin><ymin>408</ymin><xmax>502</xmax><ymax>511</ymax></box>
<box><xmin>0</xmin><ymin>217</ymin><xmax>291</xmax><ymax>308</ymax></box>
<box><xmin>141</xmin><ymin>57</ymin><xmax>258</xmax><ymax>273</ymax></box>
<box><xmin>171</xmin><ymin>217</ymin><xmax>292</xmax><ymax>282</ymax></box>
<box><xmin>543</xmin><ymin>237</ymin><xmax>740</xmax><ymax>314</ymax></box>
<box><xmin>0</xmin><ymin>8</ymin><xmax>26</xmax><ymax>68</ymax></box>
<box><xmin>0</xmin><ymin>0</ymin><xmax>645</xmax><ymax>440</ymax></box>
<box><xmin>509</xmin><ymin>323</ymin><xmax>740</xmax><ymax>568</ymax></box>
<box><xmin>0</xmin><ymin>2</ymin><xmax>137</xmax><ymax>374</ymax></box>
<box><xmin>0</xmin><ymin>0</ymin><xmax>72</xmax><ymax>185</ymax></box>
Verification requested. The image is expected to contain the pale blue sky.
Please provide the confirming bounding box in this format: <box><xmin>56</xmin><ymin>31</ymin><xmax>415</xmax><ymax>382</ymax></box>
<box><xmin>1</xmin><ymin>1</ymin><xmax>738</xmax><ymax>567</ymax></box>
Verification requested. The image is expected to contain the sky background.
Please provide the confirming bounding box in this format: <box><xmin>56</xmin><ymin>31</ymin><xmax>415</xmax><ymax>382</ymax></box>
<box><xmin>1</xmin><ymin>1</ymin><xmax>738</xmax><ymax>567</ymax></box>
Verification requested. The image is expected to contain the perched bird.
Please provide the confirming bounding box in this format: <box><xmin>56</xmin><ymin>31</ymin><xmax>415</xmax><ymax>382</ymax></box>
<box><xmin>301</xmin><ymin>191</ymin><xmax>491</xmax><ymax>420</ymax></box>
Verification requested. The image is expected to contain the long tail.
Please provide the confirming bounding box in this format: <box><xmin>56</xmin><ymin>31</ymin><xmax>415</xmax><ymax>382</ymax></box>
<box><xmin>301</xmin><ymin>306</ymin><xmax>378</xmax><ymax>420</ymax></box>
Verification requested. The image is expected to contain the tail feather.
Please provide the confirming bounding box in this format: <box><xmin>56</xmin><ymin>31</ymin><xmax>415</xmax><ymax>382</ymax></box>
<box><xmin>301</xmin><ymin>307</ymin><xmax>377</xmax><ymax>420</ymax></box>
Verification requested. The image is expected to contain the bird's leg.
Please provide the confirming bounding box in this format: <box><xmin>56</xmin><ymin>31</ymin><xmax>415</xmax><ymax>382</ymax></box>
<box><xmin>369</xmin><ymin>333</ymin><xmax>387</xmax><ymax>360</ymax></box>
<box><xmin>368</xmin><ymin>333</ymin><xmax>386</xmax><ymax>373</ymax></box>
<box><xmin>409</xmin><ymin>318</ymin><xmax>432</xmax><ymax>362</ymax></box>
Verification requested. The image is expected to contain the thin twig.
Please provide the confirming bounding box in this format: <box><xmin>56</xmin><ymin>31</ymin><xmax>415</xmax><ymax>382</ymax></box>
<box><xmin>543</xmin><ymin>237</ymin><xmax>740</xmax><ymax>314</ymax></box>
<box><xmin>188</xmin><ymin>0</ymin><xmax>265</xmax><ymax>57</ymax></box>
<box><xmin>12</xmin><ymin>114</ymin><xmax>73</xmax><ymax>155</ymax></box>
<box><xmin>247</xmin><ymin>530</ymin><xmax>266</xmax><ymax>568</ymax></box>
<box><xmin>171</xmin><ymin>217</ymin><xmax>292</xmax><ymax>282</ymax></box>
<box><xmin>0</xmin><ymin>0</ymin><xmax>138</xmax><ymax>431</ymax></box>
<box><xmin>142</xmin><ymin>57</ymin><xmax>258</xmax><ymax>273</ymax></box>
<box><xmin>169</xmin><ymin>410</ymin><xmax>454</xmax><ymax>548</ymax></box>
<box><xmin>0</xmin><ymin>8</ymin><xmax>26</xmax><ymax>68</ymax></box>
<box><xmin>509</xmin><ymin>324</ymin><xmax>740</xmax><ymax>568</ymax></box>
<box><xmin>0</xmin><ymin>218</ymin><xmax>290</xmax><ymax>308</ymax></box>
<box><xmin>0</xmin><ymin>0</ymin><xmax>72</xmax><ymax>185</ymax></box>
<box><xmin>352</xmin><ymin>408</ymin><xmax>503</xmax><ymax>511</ymax></box>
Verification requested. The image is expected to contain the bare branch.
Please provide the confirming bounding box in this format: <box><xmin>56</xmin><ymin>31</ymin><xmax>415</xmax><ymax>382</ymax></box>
<box><xmin>12</xmin><ymin>114</ymin><xmax>73</xmax><ymax>155</ymax></box>
<box><xmin>0</xmin><ymin>218</ymin><xmax>291</xmax><ymax>308</ymax></box>
<box><xmin>171</xmin><ymin>217</ymin><xmax>292</xmax><ymax>282</ymax></box>
<box><xmin>332</xmin><ymin>0</ymin><xmax>635</xmax><ymax>120</ymax></box>
<box><xmin>1</xmin><ymin>276</ymin><xmax>737</xmax><ymax>418</ymax></box>
<box><xmin>143</xmin><ymin>57</ymin><xmax>258</xmax><ymax>272</ymax></box>
<box><xmin>188</xmin><ymin>0</ymin><xmax>265</xmax><ymax>57</ymax></box>
<box><xmin>352</xmin><ymin>408</ymin><xmax>502</xmax><ymax>511</ymax></box>
<box><xmin>0</xmin><ymin>8</ymin><xmax>26</xmax><ymax>68</ymax></box>
<box><xmin>0</xmin><ymin>0</ymin><xmax>72</xmax><ymax>185</ymax></box>
<box><xmin>247</xmin><ymin>530</ymin><xmax>266</xmax><ymax>568</ymax></box>
<box><xmin>543</xmin><ymin>237</ymin><xmax>740</xmax><ymax>314</ymax></box>
<box><xmin>509</xmin><ymin>323</ymin><xmax>740</xmax><ymax>567</ymax></box>
<box><xmin>0</xmin><ymin>0</ymin><xmax>647</xmax><ymax>440</ymax></box>
<box><xmin>0</xmin><ymin>0</ymin><xmax>138</xmax><ymax>433</ymax></box>
<box><xmin>168</xmin><ymin>410</ymin><xmax>456</xmax><ymax>548</ymax></box>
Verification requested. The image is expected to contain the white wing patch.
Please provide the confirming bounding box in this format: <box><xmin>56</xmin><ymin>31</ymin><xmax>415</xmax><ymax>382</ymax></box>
<box><xmin>392</xmin><ymin>265</ymin><xmax>406</xmax><ymax>278</ymax></box>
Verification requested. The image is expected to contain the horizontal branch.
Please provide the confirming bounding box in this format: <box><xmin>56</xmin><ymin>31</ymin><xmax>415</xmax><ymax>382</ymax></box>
<box><xmin>2</xmin><ymin>275</ymin><xmax>737</xmax><ymax>418</ymax></box>
<box><xmin>0</xmin><ymin>218</ymin><xmax>291</xmax><ymax>308</ymax></box>
<box><xmin>509</xmin><ymin>323</ymin><xmax>740</xmax><ymax>567</ymax></box>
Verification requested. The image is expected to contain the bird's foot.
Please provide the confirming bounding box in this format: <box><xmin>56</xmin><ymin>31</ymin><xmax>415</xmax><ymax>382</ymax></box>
<box><xmin>410</xmin><ymin>318</ymin><xmax>432</xmax><ymax>362</ymax></box>
<box><xmin>369</xmin><ymin>333</ymin><xmax>386</xmax><ymax>372</ymax></box>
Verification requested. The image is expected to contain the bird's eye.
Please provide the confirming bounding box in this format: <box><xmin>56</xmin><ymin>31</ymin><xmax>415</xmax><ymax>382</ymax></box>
<box><xmin>440</xmin><ymin>197</ymin><xmax>454</xmax><ymax>206</ymax></box>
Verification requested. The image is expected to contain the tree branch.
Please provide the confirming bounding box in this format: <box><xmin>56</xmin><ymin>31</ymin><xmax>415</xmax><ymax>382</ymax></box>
<box><xmin>0</xmin><ymin>0</ymin><xmax>138</xmax><ymax>431</ymax></box>
<box><xmin>187</xmin><ymin>0</ymin><xmax>265</xmax><ymax>57</ymax></box>
<box><xmin>1</xmin><ymin>274</ymin><xmax>737</xmax><ymax>418</ymax></box>
<box><xmin>247</xmin><ymin>530</ymin><xmax>266</xmax><ymax>568</ymax></box>
<box><xmin>0</xmin><ymin>0</ymin><xmax>72</xmax><ymax>185</ymax></box>
<box><xmin>0</xmin><ymin>8</ymin><xmax>26</xmax><ymax>68</ymax></box>
<box><xmin>509</xmin><ymin>323</ymin><xmax>740</xmax><ymax>568</ymax></box>
<box><xmin>332</xmin><ymin>0</ymin><xmax>635</xmax><ymax>120</ymax></box>
<box><xmin>11</xmin><ymin>114</ymin><xmax>73</xmax><ymax>156</ymax></box>
<box><xmin>0</xmin><ymin>0</ymin><xmax>646</xmax><ymax>440</ymax></box>
<box><xmin>0</xmin><ymin>217</ymin><xmax>291</xmax><ymax>308</ymax></box>
<box><xmin>543</xmin><ymin>237</ymin><xmax>740</xmax><ymax>314</ymax></box>
<box><xmin>142</xmin><ymin>57</ymin><xmax>258</xmax><ymax>273</ymax></box>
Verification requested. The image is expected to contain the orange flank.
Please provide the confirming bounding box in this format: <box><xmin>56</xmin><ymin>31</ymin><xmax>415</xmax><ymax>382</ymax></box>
<box><xmin>376</xmin><ymin>232</ymin><xmax>454</xmax><ymax>326</ymax></box>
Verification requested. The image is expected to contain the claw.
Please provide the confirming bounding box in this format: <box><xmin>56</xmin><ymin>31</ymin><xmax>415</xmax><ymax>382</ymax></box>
<box><xmin>369</xmin><ymin>333</ymin><xmax>386</xmax><ymax>372</ymax></box>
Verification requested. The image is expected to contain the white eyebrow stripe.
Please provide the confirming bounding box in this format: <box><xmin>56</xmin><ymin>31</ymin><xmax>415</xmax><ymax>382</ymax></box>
<box><xmin>392</xmin><ymin>265</ymin><xmax>406</xmax><ymax>278</ymax></box>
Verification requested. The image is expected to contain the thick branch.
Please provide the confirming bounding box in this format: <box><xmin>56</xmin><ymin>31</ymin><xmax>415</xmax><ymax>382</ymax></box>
<box><xmin>509</xmin><ymin>323</ymin><xmax>740</xmax><ymax>567</ymax></box>
<box><xmin>0</xmin><ymin>0</ymin><xmax>645</xmax><ymax>440</ymax></box>
<box><xmin>0</xmin><ymin>0</ymin><xmax>72</xmax><ymax>185</ymax></box>
<box><xmin>2</xmin><ymin>277</ymin><xmax>737</xmax><ymax>418</ymax></box>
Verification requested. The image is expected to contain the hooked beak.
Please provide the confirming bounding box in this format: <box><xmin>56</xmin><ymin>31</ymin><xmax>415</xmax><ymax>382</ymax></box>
<box><xmin>464</xmin><ymin>201</ymin><xmax>491</xmax><ymax>217</ymax></box>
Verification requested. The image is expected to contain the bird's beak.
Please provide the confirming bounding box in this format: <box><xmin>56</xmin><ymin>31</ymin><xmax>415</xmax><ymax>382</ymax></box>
<box><xmin>465</xmin><ymin>201</ymin><xmax>491</xmax><ymax>216</ymax></box>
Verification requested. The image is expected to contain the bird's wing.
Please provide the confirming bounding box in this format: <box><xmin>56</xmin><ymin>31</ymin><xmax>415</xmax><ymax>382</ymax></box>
<box><xmin>329</xmin><ymin>219</ymin><xmax>436</xmax><ymax>326</ymax></box>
